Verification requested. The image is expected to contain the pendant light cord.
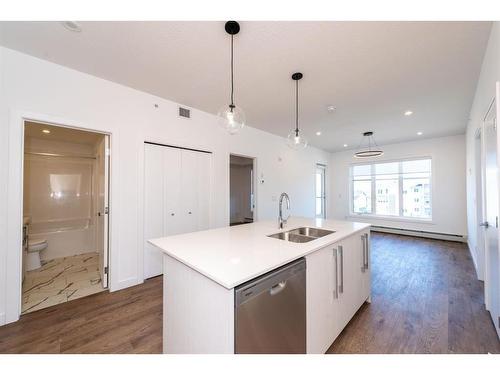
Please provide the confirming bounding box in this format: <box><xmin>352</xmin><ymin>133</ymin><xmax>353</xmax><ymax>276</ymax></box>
<box><xmin>230</xmin><ymin>34</ymin><xmax>234</xmax><ymax>109</ymax></box>
<box><xmin>295</xmin><ymin>79</ymin><xmax>299</xmax><ymax>136</ymax></box>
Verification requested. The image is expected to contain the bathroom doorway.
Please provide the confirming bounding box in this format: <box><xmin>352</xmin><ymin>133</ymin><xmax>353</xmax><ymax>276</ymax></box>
<box><xmin>21</xmin><ymin>121</ymin><xmax>110</xmax><ymax>314</ymax></box>
<box><xmin>229</xmin><ymin>154</ymin><xmax>256</xmax><ymax>226</ymax></box>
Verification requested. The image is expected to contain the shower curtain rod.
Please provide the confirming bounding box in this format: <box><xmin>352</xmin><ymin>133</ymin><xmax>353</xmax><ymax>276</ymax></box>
<box><xmin>24</xmin><ymin>151</ymin><xmax>97</xmax><ymax>160</ymax></box>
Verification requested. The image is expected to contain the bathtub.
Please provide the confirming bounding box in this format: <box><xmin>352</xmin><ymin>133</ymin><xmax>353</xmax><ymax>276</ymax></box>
<box><xmin>28</xmin><ymin>217</ymin><xmax>96</xmax><ymax>261</ymax></box>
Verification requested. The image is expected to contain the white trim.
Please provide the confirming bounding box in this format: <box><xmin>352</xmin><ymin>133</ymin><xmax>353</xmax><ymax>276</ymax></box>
<box><xmin>348</xmin><ymin>214</ymin><xmax>435</xmax><ymax>225</ymax></box>
<box><xmin>371</xmin><ymin>226</ymin><xmax>466</xmax><ymax>243</ymax></box>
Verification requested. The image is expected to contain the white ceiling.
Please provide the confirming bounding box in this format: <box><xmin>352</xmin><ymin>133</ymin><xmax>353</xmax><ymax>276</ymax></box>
<box><xmin>0</xmin><ymin>21</ymin><xmax>491</xmax><ymax>152</ymax></box>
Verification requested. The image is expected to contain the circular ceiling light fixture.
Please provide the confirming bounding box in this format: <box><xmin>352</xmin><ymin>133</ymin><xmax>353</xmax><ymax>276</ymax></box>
<box><xmin>404</xmin><ymin>110</ymin><xmax>413</xmax><ymax>116</ymax></box>
<box><xmin>354</xmin><ymin>131</ymin><xmax>383</xmax><ymax>158</ymax></box>
<box><xmin>316</xmin><ymin>131</ymin><xmax>322</xmax><ymax>136</ymax></box>
<box><xmin>327</xmin><ymin>105</ymin><xmax>336</xmax><ymax>113</ymax></box>
<box><xmin>61</xmin><ymin>21</ymin><xmax>82</xmax><ymax>33</ymax></box>
<box><xmin>417</xmin><ymin>131</ymin><xmax>423</xmax><ymax>136</ymax></box>
<box><xmin>287</xmin><ymin>72</ymin><xmax>308</xmax><ymax>150</ymax></box>
<box><xmin>217</xmin><ymin>21</ymin><xmax>245</xmax><ymax>135</ymax></box>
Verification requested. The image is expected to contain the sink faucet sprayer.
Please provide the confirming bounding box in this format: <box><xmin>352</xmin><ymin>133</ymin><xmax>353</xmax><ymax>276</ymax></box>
<box><xmin>278</xmin><ymin>192</ymin><xmax>290</xmax><ymax>229</ymax></box>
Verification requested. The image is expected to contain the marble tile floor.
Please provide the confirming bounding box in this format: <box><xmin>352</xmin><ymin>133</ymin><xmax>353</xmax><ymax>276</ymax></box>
<box><xmin>22</xmin><ymin>252</ymin><xmax>105</xmax><ymax>314</ymax></box>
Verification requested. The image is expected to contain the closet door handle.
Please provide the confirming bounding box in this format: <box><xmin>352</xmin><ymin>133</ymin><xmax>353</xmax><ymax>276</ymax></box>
<box><xmin>338</xmin><ymin>245</ymin><xmax>344</xmax><ymax>294</ymax></box>
<box><xmin>333</xmin><ymin>248</ymin><xmax>339</xmax><ymax>299</ymax></box>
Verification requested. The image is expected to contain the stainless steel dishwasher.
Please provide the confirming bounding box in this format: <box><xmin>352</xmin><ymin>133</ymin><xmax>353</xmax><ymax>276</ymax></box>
<box><xmin>235</xmin><ymin>258</ymin><xmax>306</xmax><ymax>354</ymax></box>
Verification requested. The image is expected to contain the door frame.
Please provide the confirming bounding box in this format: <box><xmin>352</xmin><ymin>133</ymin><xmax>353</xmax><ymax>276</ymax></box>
<box><xmin>480</xmin><ymin>94</ymin><xmax>499</xmax><ymax>316</ymax></box>
<box><xmin>228</xmin><ymin>153</ymin><xmax>258</xmax><ymax>226</ymax></box>
<box><xmin>474</xmin><ymin>126</ymin><xmax>485</xmax><ymax>281</ymax></box>
<box><xmin>5</xmin><ymin>110</ymin><xmax>112</xmax><ymax>324</ymax></box>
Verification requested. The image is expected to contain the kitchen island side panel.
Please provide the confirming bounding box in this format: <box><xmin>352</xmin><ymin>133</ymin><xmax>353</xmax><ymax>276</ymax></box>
<box><xmin>163</xmin><ymin>254</ymin><xmax>234</xmax><ymax>354</ymax></box>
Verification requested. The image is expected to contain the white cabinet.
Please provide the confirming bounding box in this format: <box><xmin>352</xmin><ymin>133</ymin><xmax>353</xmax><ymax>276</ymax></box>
<box><xmin>144</xmin><ymin>143</ymin><xmax>211</xmax><ymax>279</ymax></box>
<box><xmin>306</xmin><ymin>229</ymin><xmax>371</xmax><ymax>354</ymax></box>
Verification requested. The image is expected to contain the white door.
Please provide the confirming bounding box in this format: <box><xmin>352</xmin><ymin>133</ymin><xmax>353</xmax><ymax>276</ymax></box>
<box><xmin>144</xmin><ymin>144</ymin><xmax>165</xmax><ymax>279</ymax></box>
<box><xmin>97</xmin><ymin>135</ymin><xmax>110</xmax><ymax>288</ymax></box>
<box><xmin>482</xmin><ymin>92</ymin><xmax>500</xmax><ymax>338</ymax></box>
<box><xmin>180</xmin><ymin>149</ymin><xmax>199</xmax><ymax>233</ymax></box>
<box><xmin>196</xmin><ymin>151</ymin><xmax>211</xmax><ymax>231</ymax></box>
<box><xmin>164</xmin><ymin>147</ymin><xmax>183</xmax><ymax>236</ymax></box>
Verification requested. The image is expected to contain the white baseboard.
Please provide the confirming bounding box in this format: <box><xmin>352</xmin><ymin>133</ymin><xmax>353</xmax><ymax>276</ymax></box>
<box><xmin>0</xmin><ymin>312</ymin><xmax>5</xmax><ymax>326</ymax></box>
<box><xmin>111</xmin><ymin>277</ymin><xmax>140</xmax><ymax>293</ymax></box>
<box><xmin>371</xmin><ymin>225</ymin><xmax>467</xmax><ymax>243</ymax></box>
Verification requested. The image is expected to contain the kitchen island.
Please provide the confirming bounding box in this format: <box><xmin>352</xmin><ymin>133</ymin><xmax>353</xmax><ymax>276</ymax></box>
<box><xmin>149</xmin><ymin>217</ymin><xmax>371</xmax><ymax>354</ymax></box>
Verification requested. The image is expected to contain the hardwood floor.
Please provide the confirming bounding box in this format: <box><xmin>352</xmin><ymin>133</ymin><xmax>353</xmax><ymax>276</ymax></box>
<box><xmin>0</xmin><ymin>232</ymin><xmax>498</xmax><ymax>354</ymax></box>
<box><xmin>328</xmin><ymin>232</ymin><xmax>500</xmax><ymax>354</ymax></box>
<box><xmin>0</xmin><ymin>275</ymin><xmax>163</xmax><ymax>353</ymax></box>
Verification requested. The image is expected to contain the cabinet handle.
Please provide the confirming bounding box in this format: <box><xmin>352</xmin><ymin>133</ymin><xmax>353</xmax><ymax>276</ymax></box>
<box><xmin>364</xmin><ymin>233</ymin><xmax>369</xmax><ymax>270</ymax></box>
<box><xmin>338</xmin><ymin>245</ymin><xmax>344</xmax><ymax>294</ymax></box>
<box><xmin>188</xmin><ymin>211</ymin><xmax>192</xmax><ymax>215</ymax></box>
<box><xmin>171</xmin><ymin>213</ymin><xmax>175</xmax><ymax>216</ymax></box>
<box><xmin>333</xmin><ymin>248</ymin><xmax>339</xmax><ymax>299</ymax></box>
<box><xmin>361</xmin><ymin>235</ymin><xmax>366</xmax><ymax>273</ymax></box>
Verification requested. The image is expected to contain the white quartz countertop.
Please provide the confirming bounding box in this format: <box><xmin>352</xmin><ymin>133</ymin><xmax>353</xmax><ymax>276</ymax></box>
<box><xmin>149</xmin><ymin>217</ymin><xmax>370</xmax><ymax>290</ymax></box>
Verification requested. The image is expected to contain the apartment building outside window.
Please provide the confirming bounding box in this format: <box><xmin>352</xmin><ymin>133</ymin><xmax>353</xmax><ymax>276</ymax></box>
<box><xmin>351</xmin><ymin>158</ymin><xmax>432</xmax><ymax>220</ymax></box>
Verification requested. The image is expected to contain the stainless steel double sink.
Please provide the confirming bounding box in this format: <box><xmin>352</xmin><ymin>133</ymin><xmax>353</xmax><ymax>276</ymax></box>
<box><xmin>268</xmin><ymin>227</ymin><xmax>335</xmax><ymax>243</ymax></box>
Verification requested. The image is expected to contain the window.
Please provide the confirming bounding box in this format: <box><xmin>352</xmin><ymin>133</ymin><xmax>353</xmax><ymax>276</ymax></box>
<box><xmin>351</xmin><ymin>158</ymin><xmax>431</xmax><ymax>220</ymax></box>
<box><xmin>316</xmin><ymin>164</ymin><xmax>326</xmax><ymax>218</ymax></box>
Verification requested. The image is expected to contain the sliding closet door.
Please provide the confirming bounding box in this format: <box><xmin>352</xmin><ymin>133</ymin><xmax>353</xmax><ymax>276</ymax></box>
<box><xmin>144</xmin><ymin>144</ymin><xmax>165</xmax><ymax>279</ymax></box>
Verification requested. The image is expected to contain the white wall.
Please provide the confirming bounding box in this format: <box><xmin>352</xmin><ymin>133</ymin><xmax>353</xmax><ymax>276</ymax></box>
<box><xmin>329</xmin><ymin>134</ymin><xmax>467</xmax><ymax>236</ymax></box>
<box><xmin>0</xmin><ymin>47</ymin><xmax>329</xmax><ymax>324</ymax></box>
<box><xmin>465</xmin><ymin>22</ymin><xmax>500</xmax><ymax>276</ymax></box>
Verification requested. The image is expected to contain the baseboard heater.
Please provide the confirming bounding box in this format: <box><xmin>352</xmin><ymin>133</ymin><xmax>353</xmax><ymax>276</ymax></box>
<box><xmin>370</xmin><ymin>225</ymin><xmax>467</xmax><ymax>243</ymax></box>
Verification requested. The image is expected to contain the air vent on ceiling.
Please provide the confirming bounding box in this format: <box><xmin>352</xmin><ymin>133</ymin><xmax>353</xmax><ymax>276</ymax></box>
<box><xmin>179</xmin><ymin>107</ymin><xmax>191</xmax><ymax>119</ymax></box>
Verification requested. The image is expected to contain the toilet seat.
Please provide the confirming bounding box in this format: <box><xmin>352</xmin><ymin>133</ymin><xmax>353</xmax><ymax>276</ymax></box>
<box><xmin>28</xmin><ymin>239</ymin><xmax>47</xmax><ymax>253</ymax></box>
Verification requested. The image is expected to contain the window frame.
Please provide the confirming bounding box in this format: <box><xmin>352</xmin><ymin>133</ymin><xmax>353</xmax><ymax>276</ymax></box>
<box><xmin>349</xmin><ymin>156</ymin><xmax>433</xmax><ymax>222</ymax></box>
<box><xmin>315</xmin><ymin>163</ymin><xmax>327</xmax><ymax>219</ymax></box>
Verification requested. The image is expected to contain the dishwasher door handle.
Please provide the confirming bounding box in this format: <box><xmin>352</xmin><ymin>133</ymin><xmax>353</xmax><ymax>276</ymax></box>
<box><xmin>269</xmin><ymin>281</ymin><xmax>287</xmax><ymax>296</ymax></box>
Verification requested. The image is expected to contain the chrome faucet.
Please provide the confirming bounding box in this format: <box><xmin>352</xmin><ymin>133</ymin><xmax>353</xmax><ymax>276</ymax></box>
<box><xmin>278</xmin><ymin>192</ymin><xmax>290</xmax><ymax>229</ymax></box>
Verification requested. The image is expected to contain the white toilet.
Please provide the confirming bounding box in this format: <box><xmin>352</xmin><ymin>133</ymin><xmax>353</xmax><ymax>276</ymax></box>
<box><xmin>27</xmin><ymin>239</ymin><xmax>48</xmax><ymax>271</ymax></box>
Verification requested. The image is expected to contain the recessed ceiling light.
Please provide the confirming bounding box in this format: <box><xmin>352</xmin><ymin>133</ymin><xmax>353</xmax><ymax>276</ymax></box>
<box><xmin>327</xmin><ymin>105</ymin><xmax>336</xmax><ymax>113</ymax></box>
<box><xmin>417</xmin><ymin>131</ymin><xmax>423</xmax><ymax>136</ymax></box>
<box><xmin>343</xmin><ymin>144</ymin><xmax>348</xmax><ymax>148</ymax></box>
<box><xmin>316</xmin><ymin>131</ymin><xmax>322</xmax><ymax>136</ymax></box>
<box><xmin>62</xmin><ymin>21</ymin><xmax>82</xmax><ymax>33</ymax></box>
<box><xmin>42</xmin><ymin>129</ymin><xmax>51</xmax><ymax>134</ymax></box>
<box><xmin>404</xmin><ymin>110</ymin><xmax>413</xmax><ymax>116</ymax></box>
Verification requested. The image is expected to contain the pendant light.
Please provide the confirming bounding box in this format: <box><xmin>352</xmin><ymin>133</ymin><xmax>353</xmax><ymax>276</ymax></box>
<box><xmin>354</xmin><ymin>131</ymin><xmax>384</xmax><ymax>158</ymax></box>
<box><xmin>217</xmin><ymin>21</ymin><xmax>245</xmax><ymax>135</ymax></box>
<box><xmin>287</xmin><ymin>72</ymin><xmax>308</xmax><ymax>149</ymax></box>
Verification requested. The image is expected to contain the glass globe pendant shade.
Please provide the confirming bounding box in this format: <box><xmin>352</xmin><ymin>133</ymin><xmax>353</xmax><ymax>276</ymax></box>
<box><xmin>286</xmin><ymin>129</ymin><xmax>308</xmax><ymax>149</ymax></box>
<box><xmin>218</xmin><ymin>104</ymin><xmax>245</xmax><ymax>135</ymax></box>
